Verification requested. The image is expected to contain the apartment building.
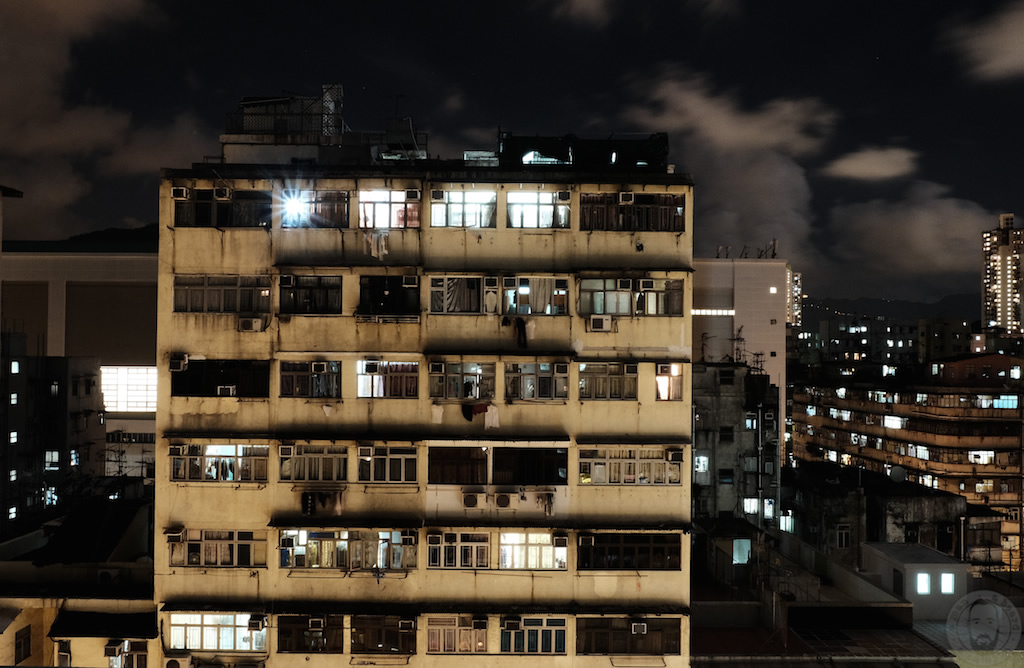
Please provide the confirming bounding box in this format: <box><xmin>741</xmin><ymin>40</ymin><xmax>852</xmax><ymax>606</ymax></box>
<box><xmin>983</xmin><ymin>213</ymin><xmax>1024</xmax><ymax>335</ymax></box>
<box><xmin>155</xmin><ymin>87</ymin><xmax>693</xmax><ymax>667</ymax></box>
<box><xmin>791</xmin><ymin>356</ymin><xmax>1024</xmax><ymax>569</ymax></box>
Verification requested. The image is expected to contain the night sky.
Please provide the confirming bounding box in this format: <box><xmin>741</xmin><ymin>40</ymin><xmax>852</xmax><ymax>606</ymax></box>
<box><xmin>1</xmin><ymin>0</ymin><xmax>1022</xmax><ymax>301</ymax></box>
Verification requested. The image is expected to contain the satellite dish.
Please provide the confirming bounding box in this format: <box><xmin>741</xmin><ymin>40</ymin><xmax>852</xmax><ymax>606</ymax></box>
<box><xmin>889</xmin><ymin>465</ymin><xmax>907</xmax><ymax>483</ymax></box>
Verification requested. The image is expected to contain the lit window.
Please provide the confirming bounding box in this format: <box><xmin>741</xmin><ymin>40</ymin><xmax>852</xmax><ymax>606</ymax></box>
<box><xmin>9</xmin><ymin>361</ymin><xmax>18</xmax><ymax>374</ymax></box>
<box><xmin>764</xmin><ymin>499</ymin><xmax>775</xmax><ymax>519</ymax></box>
<box><xmin>168</xmin><ymin>613</ymin><xmax>267</xmax><ymax>651</ymax></box>
<box><xmin>498</xmin><ymin>531</ymin><xmax>567</xmax><ymax>569</ymax></box>
<box><xmin>7</xmin><ymin>470</ymin><xmax>14</xmax><ymax>482</ymax></box>
<box><xmin>941</xmin><ymin>572</ymin><xmax>954</xmax><ymax>594</ymax></box>
<box><xmin>44</xmin><ymin>451</ymin><xmax>59</xmax><ymax>471</ymax></box>
<box><xmin>656</xmin><ymin>363</ymin><xmax>684</xmax><ymax>401</ymax></box>
<box><xmin>742</xmin><ymin>498</ymin><xmax>758</xmax><ymax>515</ymax></box>
<box><xmin>917</xmin><ymin>572</ymin><xmax>931</xmax><ymax>595</ymax></box>
<box><xmin>693</xmin><ymin>455</ymin><xmax>709</xmax><ymax>473</ymax></box>
<box><xmin>8</xmin><ymin>431</ymin><xmax>16</xmax><ymax>444</ymax></box>
<box><xmin>8</xmin><ymin>393</ymin><xmax>15</xmax><ymax>405</ymax></box>
<box><xmin>769</xmin><ymin>287</ymin><xmax>777</xmax><ymax>294</ymax></box>
<box><xmin>101</xmin><ymin>366</ymin><xmax>158</xmax><ymax>412</ymax></box>
<box><xmin>7</xmin><ymin>506</ymin><xmax>15</xmax><ymax>520</ymax></box>
<box><xmin>780</xmin><ymin>512</ymin><xmax>794</xmax><ymax>533</ymax></box>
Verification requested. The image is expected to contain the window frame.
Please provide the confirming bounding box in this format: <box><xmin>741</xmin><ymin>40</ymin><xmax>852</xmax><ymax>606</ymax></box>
<box><xmin>169</xmin><ymin>529</ymin><xmax>268</xmax><ymax>568</ymax></box>
<box><xmin>426</xmin><ymin>615</ymin><xmax>488</xmax><ymax>653</ymax></box>
<box><xmin>170</xmin><ymin>444</ymin><xmax>270</xmax><ymax>483</ymax></box>
<box><xmin>498</xmin><ymin>531</ymin><xmax>568</xmax><ymax>570</ymax></box>
<box><xmin>578</xmin><ymin>447</ymin><xmax>682</xmax><ymax>485</ymax></box>
<box><xmin>280</xmin><ymin>361</ymin><xmax>341</xmax><ymax>398</ymax></box>
<box><xmin>577</xmin><ymin>533</ymin><xmax>681</xmax><ymax>570</ymax></box>
<box><xmin>279</xmin><ymin>275</ymin><xmax>343</xmax><ymax>314</ymax></box>
<box><xmin>357</xmin><ymin>361</ymin><xmax>419</xmax><ymax>398</ymax></box>
<box><xmin>357</xmin><ymin>446</ymin><xmax>418</xmax><ymax>483</ymax></box>
<box><xmin>428</xmin><ymin>362</ymin><xmax>496</xmax><ymax>400</ymax></box>
<box><xmin>278</xmin><ymin>529</ymin><xmax>417</xmax><ymax>571</ymax></box>
<box><xmin>277</xmin><ymin>614</ymin><xmax>345</xmax><ymax>653</ymax></box>
<box><xmin>576</xmin><ymin>617</ymin><xmax>682</xmax><ymax>655</ymax></box>
<box><xmin>168</xmin><ymin>613</ymin><xmax>267</xmax><ymax>651</ymax></box>
<box><xmin>358</xmin><ymin>190</ymin><xmax>421</xmax><ymax>229</ymax></box>
<box><xmin>506</xmin><ymin>191</ymin><xmax>570</xmax><ymax>229</ymax></box>
<box><xmin>578</xmin><ymin>362</ymin><xmax>638</xmax><ymax>400</ymax></box>
<box><xmin>173</xmin><ymin>275</ymin><xmax>272</xmax><ymax>314</ymax></box>
<box><xmin>350</xmin><ymin>615</ymin><xmax>417</xmax><ymax>654</ymax></box>
<box><xmin>281</xmin><ymin>190</ymin><xmax>350</xmax><ymax>228</ymax></box>
<box><xmin>504</xmin><ymin>362</ymin><xmax>569</xmax><ymax>400</ymax></box>
<box><xmin>502</xmin><ymin>276</ymin><xmax>569</xmax><ymax>315</ymax></box>
<box><xmin>430</xmin><ymin>190</ymin><xmax>497</xmax><ymax>228</ymax></box>
<box><xmin>427</xmin><ymin>532</ymin><xmax>491</xmax><ymax>569</ymax></box>
<box><xmin>656</xmin><ymin>363</ymin><xmax>685</xmax><ymax>401</ymax></box>
<box><xmin>279</xmin><ymin>444</ymin><xmax>347</xmax><ymax>482</ymax></box>
<box><xmin>500</xmin><ymin>617</ymin><xmax>567</xmax><ymax>654</ymax></box>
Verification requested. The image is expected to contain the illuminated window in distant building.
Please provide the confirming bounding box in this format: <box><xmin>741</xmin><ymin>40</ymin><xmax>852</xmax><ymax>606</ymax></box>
<box><xmin>44</xmin><ymin>451</ymin><xmax>59</xmax><ymax>471</ymax></box>
<box><xmin>917</xmin><ymin>573</ymin><xmax>931</xmax><ymax>595</ymax></box>
<box><xmin>742</xmin><ymin>498</ymin><xmax>758</xmax><ymax>515</ymax></box>
<box><xmin>101</xmin><ymin>366</ymin><xmax>158</xmax><ymax>412</ymax></box>
<box><xmin>9</xmin><ymin>361</ymin><xmax>18</xmax><ymax>374</ymax></box>
<box><xmin>941</xmin><ymin>573</ymin><xmax>954</xmax><ymax>594</ymax></box>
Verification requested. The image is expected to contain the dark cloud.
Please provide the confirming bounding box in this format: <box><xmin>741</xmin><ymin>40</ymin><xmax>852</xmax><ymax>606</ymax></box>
<box><xmin>949</xmin><ymin>0</ymin><xmax>1024</xmax><ymax>80</ymax></box>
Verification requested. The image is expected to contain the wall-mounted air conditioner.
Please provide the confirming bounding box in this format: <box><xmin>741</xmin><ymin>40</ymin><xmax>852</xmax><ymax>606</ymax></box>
<box><xmin>579</xmin><ymin>535</ymin><xmax>595</xmax><ymax>546</ymax></box>
<box><xmin>616</xmin><ymin>278</ymin><xmax>633</xmax><ymax>290</ymax></box>
<box><xmin>589</xmin><ymin>315</ymin><xmax>613</xmax><ymax>332</ymax></box>
<box><xmin>398</xmin><ymin>619</ymin><xmax>416</xmax><ymax>631</ymax></box>
<box><xmin>308</xmin><ymin>617</ymin><xmax>326</xmax><ymax>630</ymax></box>
<box><xmin>619</xmin><ymin>192</ymin><xmax>635</xmax><ymax>205</ymax></box>
<box><xmin>665</xmin><ymin>449</ymin><xmax>685</xmax><ymax>462</ymax></box>
<box><xmin>214</xmin><ymin>187</ymin><xmax>232</xmax><ymax>200</ymax></box>
<box><xmin>493</xmin><ymin>492</ymin><xmax>518</xmax><ymax>509</ymax></box>
<box><xmin>280</xmin><ymin>446</ymin><xmax>295</xmax><ymax>457</ymax></box>
<box><xmin>311</xmin><ymin>362</ymin><xmax>329</xmax><ymax>374</ymax></box>
<box><xmin>429</xmin><ymin>362</ymin><xmax>445</xmax><ymax>374</ymax></box>
<box><xmin>430</xmin><ymin>189</ymin><xmax>445</xmax><ymax>202</ymax></box>
<box><xmin>216</xmin><ymin>385</ymin><xmax>237</xmax><ymax>397</ymax></box>
<box><xmin>358</xmin><ymin>446</ymin><xmax>373</xmax><ymax>458</ymax></box>
<box><xmin>553</xmin><ymin>534</ymin><xmax>568</xmax><ymax>548</ymax></box>
<box><xmin>405</xmin><ymin>189</ymin><xmax>422</xmax><ymax>201</ymax></box>
<box><xmin>248</xmin><ymin>615</ymin><xmax>266</xmax><ymax>631</ymax></box>
<box><xmin>554</xmin><ymin>363</ymin><xmax>569</xmax><ymax>374</ymax></box>
<box><xmin>631</xmin><ymin>622</ymin><xmax>648</xmax><ymax>635</ymax></box>
<box><xmin>463</xmin><ymin>493</ymin><xmax>482</xmax><ymax>508</ymax></box>
<box><xmin>238</xmin><ymin>317</ymin><xmax>265</xmax><ymax>333</ymax></box>
<box><xmin>502</xmin><ymin>617</ymin><xmax>522</xmax><ymax>631</ymax></box>
<box><xmin>638</xmin><ymin>278</ymin><xmax>656</xmax><ymax>291</ymax></box>
<box><xmin>402</xmin><ymin>275</ymin><xmax>419</xmax><ymax>288</ymax></box>
<box><xmin>363</xmin><ymin>362</ymin><xmax>380</xmax><ymax>374</ymax></box>
<box><xmin>169</xmin><ymin>357</ymin><xmax>188</xmax><ymax>372</ymax></box>
<box><xmin>171</xmin><ymin>187</ymin><xmax>190</xmax><ymax>200</ymax></box>
<box><xmin>280</xmin><ymin>275</ymin><xmax>295</xmax><ymax>288</ymax></box>
<box><xmin>625</xmin><ymin>363</ymin><xmax>638</xmax><ymax>375</ymax></box>
<box><xmin>556</xmin><ymin>190</ymin><xmax>571</xmax><ymax>202</ymax></box>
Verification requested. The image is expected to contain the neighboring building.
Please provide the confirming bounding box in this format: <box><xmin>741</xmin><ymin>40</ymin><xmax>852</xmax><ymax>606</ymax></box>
<box><xmin>692</xmin><ymin>258</ymin><xmax>790</xmax><ymax>511</ymax></box>
<box><xmin>155</xmin><ymin>87</ymin><xmax>693</xmax><ymax>666</ymax></box>
<box><xmin>792</xmin><ymin>364</ymin><xmax>1024</xmax><ymax>569</ymax></box>
<box><xmin>692</xmin><ymin>362</ymin><xmax>779</xmax><ymax>526</ymax></box>
<box><xmin>982</xmin><ymin>213</ymin><xmax>1023</xmax><ymax>335</ymax></box>
<box><xmin>861</xmin><ymin>543</ymin><xmax>971</xmax><ymax>622</ymax></box>
<box><xmin>918</xmin><ymin>318</ymin><xmax>972</xmax><ymax>364</ymax></box>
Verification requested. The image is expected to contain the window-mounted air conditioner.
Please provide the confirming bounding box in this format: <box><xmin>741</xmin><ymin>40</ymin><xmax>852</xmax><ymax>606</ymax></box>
<box><xmin>484</xmin><ymin>276</ymin><xmax>499</xmax><ymax>289</ymax></box>
<box><xmin>280</xmin><ymin>275</ymin><xmax>295</xmax><ymax>288</ymax></box>
<box><xmin>214</xmin><ymin>187</ymin><xmax>232</xmax><ymax>200</ymax></box>
<box><xmin>553</xmin><ymin>534</ymin><xmax>568</xmax><ymax>548</ymax></box>
<box><xmin>625</xmin><ymin>363</ymin><xmax>638</xmax><ymax>375</ymax></box>
<box><xmin>238</xmin><ymin>317</ymin><xmax>265</xmax><ymax>333</ymax></box>
<box><xmin>502</xmin><ymin>617</ymin><xmax>522</xmax><ymax>631</ymax></box>
<box><xmin>168</xmin><ymin>445</ymin><xmax>184</xmax><ymax>456</ymax></box>
<box><xmin>429</xmin><ymin>362</ymin><xmax>445</xmax><ymax>374</ymax></box>
<box><xmin>280</xmin><ymin>445</ymin><xmax>295</xmax><ymax>457</ymax></box>
<box><xmin>358</xmin><ymin>446</ymin><xmax>373</xmax><ymax>458</ymax></box>
<box><xmin>308</xmin><ymin>617</ymin><xmax>326</xmax><ymax>630</ymax></box>
<box><xmin>311</xmin><ymin>362</ymin><xmax>329</xmax><ymax>374</ymax></box>
<box><xmin>555</xmin><ymin>278</ymin><xmax>569</xmax><ymax>290</ymax></box>
<box><xmin>401</xmin><ymin>532</ymin><xmax>417</xmax><ymax>546</ymax></box>
<box><xmin>402</xmin><ymin>275</ymin><xmax>420</xmax><ymax>288</ymax></box>
<box><xmin>554</xmin><ymin>363</ymin><xmax>569</xmax><ymax>375</ymax></box>
<box><xmin>216</xmin><ymin>385</ymin><xmax>237</xmax><ymax>397</ymax></box>
<box><xmin>171</xmin><ymin>187</ymin><xmax>190</xmax><ymax>200</ymax></box>
<box><xmin>619</xmin><ymin>192</ymin><xmax>635</xmax><ymax>205</ymax></box>
<box><xmin>165</xmin><ymin>529</ymin><xmax>184</xmax><ymax>544</ymax></box>
<box><xmin>589</xmin><ymin>315</ymin><xmax>613</xmax><ymax>332</ymax></box>
<box><xmin>427</xmin><ymin>533</ymin><xmax>442</xmax><ymax>545</ymax></box>
<box><xmin>502</xmin><ymin>276</ymin><xmax>518</xmax><ymax>289</ymax></box>
<box><xmin>657</xmin><ymin>363</ymin><xmax>673</xmax><ymax>375</ymax></box>
<box><xmin>405</xmin><ymin>189</ymin><xmax>421</xmax><ymax>202</ymax></box>
<box><xmin>638</xmin><ymin>278</ymin><xmax>656</xmax><ymax>291</ymax></box>
<box><xmin>631</xmin><ymin>622</ymin><xmax>648</xmax><ymax>635</ymax></box>
<box><xmin>430</xmin><ymin>189</ymin><xmax>445</xmax><ymax>202</ymax></box>
<box><xmin>617</xmin><ymin>278</ymin><xmax>633</xmax><ymax>290</ymax></box>
<box><xmin>104</xmin><ymin>642</ymin><xmax>122</xmax><ymax>658</ymax></box>
<box><xmin>556</xmin><ymin>190</ymin><xmax>571</xmax><ymax>202</ymax></box>
<box><xmin>363</xmin><ymin>362</ymin><xmax>380</xmax><ymax>374</ymax></box>
<box><xmin>463</xmin><ymin>493</ymin><xmax>481</xmax><ymax>508</ymax></box>
<box><xmin>169</xmin><ymin>357</ymin><xmax>187</xmax><ymax>373</ymax></box>
<box><xmin>666</xmin><ymin>449</ymin><xmax>685</xmax><ymax>462</ymax></box>
<box><xmin>579</xmin><ymin>535</ymin><xmax>595</xmax><ymax>547</ymax></box>
<box><xmin>248</xmin><ymin>615</ymin><xmax>266</xmax><ymax>631</ymax></box>
<box><xmin>472</xmin><ymin>618</ymin><xmax>488</xmax><ymax>630</ymax></box>
<box><xmin>494</xmin><ymin>493</ymin><xmax>517</xmax><ymax>509</ymax></box>
<box><xmin>398</xmin><ymin>619</ymin><xmax>416</xmax><ymax>631</ymax></box>
<box><xmin>280</xmin><ymin>536</ymin><xmax>295</xmax><ymax>548</ymax></box>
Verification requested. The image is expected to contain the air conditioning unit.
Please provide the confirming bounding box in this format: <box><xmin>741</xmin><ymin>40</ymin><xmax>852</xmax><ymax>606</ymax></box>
<box><xmin>169</xmin><ymin>357</ymin><xmax>188</xmax><ymax>372</ymax></box>
<box><xmin>472</xmin><ymin>618</ymin><xmax>488</xmax><ymax>630</ymax></box>
<box><xmin>358</xmin><ymin>446</ymin><xmax>373</xmax><ymax>458</ymax></box>
<box><xmin>555</xmin><ymin>278</ymin><xmax>569</xmax><ymax>290</ymax></box>
<box><xmin>171</xmin><ymin>187</ymin><xmax>190</xmax><ymax>200</ymax></box>
<box><xmin>494</xmin><ymin>492</ymin><xmax>518</xmax><ymax>509</ymax></box>
<box><xmin>657</xmin><ymin>363</ymin><xmax>674</xmax><ymax>375</ymax></box>
<box><xmin>502</xmin><ymin>276</ymin><xmax>518</xmax><ymax>289</ymax></box>
<box><xmin>589</xmin><ymin>315</ymin><xmax>613</xmax><ymax>332</ymax></box>
<box><xmin>216</xmin><ymin>385</ymin><xmax>237</xmax><ymax>397</ymax></box>
<box><xmin>280</xmin><ymin>536</ymin><xmax>295</xmax><ymax>548</ymax></box>
<box><xmin>311</xmin><ymin>362</ymin><xmax>329</xmax><ymax>374</ymax></box>
<box><xmin>398</xmin><ymin>619</ymin><xmax>415</xmax><ymax>631</ymax></box>
<box><xmin>104</xmin><ymin>641</ymin><xmax>122</xmax><ymax>657</ymax></box>
<box><xmin>165</xmin><ymin>529</ymin><xmax>184</xmax><ymax>543</ymax></box>
<box><xmin>214</xmin><ymin>187</ymin><xmax>232</xmax><ymax>200</ymax></box>
<box><xmin>165</xmin><ymin>657</ymin><xmax>190</xmax><ymax>668</ymax></box>
<box><xmin>579</xmin><ymin>535</ymin><xmax>595</xmax><ymax>547</ymax></box>
<box><xmin>248</xmin><ymin>615</ymin><xmax>266</xmax><ymax>631</ymax></box>
<box><xmin>484</xmin><ymin>276</ymin><xmax>499</xmax><ymax>289</ymax></box>
<box><xmin>308</xmin><ymin>617</ymin><xmax>326</xmax><ymax>630</ymax></box>
<box><xmin>401</xmin><ymin>531</ymin><xmax>417</xmax><ymax>546</ymax></box>
<box><xmin>427</xmin><ymin>533</ymin><xmax>442</xmax><ymax>545</ymax></box>
<box><xmin>625</xmin><ymin>363</ymin><xmax>638</xmax><ymax>375</ymax></box>
<box><xmin>238</xmin><ymin>317</ymin><xmax>265</xmax><ymax>332</ymax></box>
<box><xmin>280</xmin><ymin>275</ymin><xmax>295</xmax><ymax>288</ymax></box>
<box><xmin>556</xmin><ymin>190</ymin><xmax>571</xmax><ymax>202</ymax></box>
<box><xmin>502</xmin><ymin>617</ymin><xmax>522</xmax><ymax>631</ymax></box>
<box><xmin>638</xmin><ymin>278</ymin><xmax>656</xmax><ymax>291</ymax></box>
<box><xmin>430</xmin><ymin>189</ymin><xmax>445</xmax><ymax>202</ymax></box>
<box><xmin>280</xmin><ymin>445</ymin><xmax>295</xmax><ymax>457</ymax></box>
<box><xmin>616</xmin><ymin>278</ymin><xmax>633</xmax><ymax>290</ymax></box>
<box><xmin>553</xmin><ymin>534</ymin><xmax>568</xmax><ymax>548</ymax></box>
<box><xmin>168</xmin><ymin>445</ymin><xmax>184</xmax><ymax>456</ymax></box>
<box><xmin>405</xmin><ymin>189</ymin><xmax>421</xmax><ymax>201</ymax></box>
<box><xmin>666</xmin><ymin>449</ymin><xmax>685</xmax><ymax>462</ymax></box>
<box><xmin>619</xmin><ymin>192</ymin><xmax>635</xmax><ymax>205</ymax></box>
<box><xmin>429</xmin><ymin>362</ymin><xmax>445</xmax><ymax>374</ymax></box>
<box><xmin>463</xmin><ymin>493</ymin><xmax>481</xmax><ymax>508</ymax></box>
<box><xmin>363</xmin><ymin>362</ymin><xmax>380</xmax><ymax>374</ymax></box>
<box><xmin>631</xmin><ymin>622</ymin><xmax>648</xmax><ymax>635</ymax></box>
<box><xmin>402</xmin><ymin>275</ymin><xmax>419</xmax><ymax>288</ymax></box>
<box><xmin>554</xmin><ymin>363</ymin><xmax>569</xmax><ymax>374</ymax></box>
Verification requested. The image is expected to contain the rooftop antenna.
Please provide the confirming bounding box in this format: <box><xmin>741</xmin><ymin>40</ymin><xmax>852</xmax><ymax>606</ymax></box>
<box><xmin>729</xmin><ymin>325</ymin><xmax>746</xmax><ymax>364</ymax></box>
<box><xmin>700</xmin><ymin>333</ymin><xmax>716</xmax><ymax>362</ymax></box>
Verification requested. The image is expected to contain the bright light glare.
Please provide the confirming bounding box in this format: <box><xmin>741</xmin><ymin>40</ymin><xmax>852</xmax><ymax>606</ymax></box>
<box><xmin>283</xmin><ymin>195</ymin><xmax>306</xmax><ymax>220</ymax></box>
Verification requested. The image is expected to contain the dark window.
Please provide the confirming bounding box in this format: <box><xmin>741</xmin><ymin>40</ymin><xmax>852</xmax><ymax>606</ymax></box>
<box><xmin>719</xmin><ymin>468</ymin><xmax>734</xmax><ymax>484</ymax></box>
<box><xmin>576</xmin><ymin>618</ymin><xmax>681</xmax><ymax>655</ymax></box>
<box><xmin>357</xmin><ymin>446</ymin><xmax>417</xmax><ymax>483</ymax></box>
<box><xmin>173</xmin><ymin>275</ymin><xmax>272</xmax><ymax>313</ymax></box>
<box><xmin>500</xmin><ymin>618</ymin><xmax>566</xmax><ymax>654</ymax></box>
<box><xmin>358</xmin><ymin>276</ymin><xmax>420</xmax><ymax>315</ymax></box>
<box><xmin>350</xmin><ymin>616</ymin><xmax>416</xmax><ymax>654</ymax></box>
<box><xmin>280</xmin><ymin>444</ymin><xmax>347</xmax><ymax>482</ymax></box>
<box><xmin>492</xmin><ymin>448</ymin><xmax>567</xmax><ymax>485</ymax></box>
<box><xmin>277</xmin><ymin>615</ymin><xmax>345</xmax><ymax>652</ymax></box>
<box><xmin>430</xmin><ymin>277</ymin><xmax>484</xmax><ymax>313</ymax></box>
<box><xmin>174</xmin><ymin>189</ymin><xmax>271</xmax><ymax>228</ymax></box>
<box><xmin>280</xmin><ymin>276</ymin><xmax>343</xmax><ymax>314</ymax></box>
<box><xmin>170</xmin><ymin>360</ymin><xmax>270</xmax><ymax>398</ymax></box>
<box><xmin>719</xmin><ymin>427</ymin><xmax>734</xmax><ymax>442</ymax></box>
<box><xmin>577</xmin><ymin>533</ymin><xmax>681</xmax><ymax>570</ymax></box>
<box><xmin>281</xmin><ymin>361</ymin><xmax>341</xmax><ymax>398</ymax></box>
<box><xmin>580</xmin><ymin>193</ymin><xmax>685</xmax><ymax>232</ymax></box>
<box><xmin>505</xmin><ymin>363</ymin><xmax>569</xmax><ymax>400</ymax></box>
<box><xmin>428</xmin><ymin>447</ymin><xmax>488</xmax><ymax>484</ymax></box>
<box><xmin>578</xmin><ymin>363</ymin><xmax>637</xmax><ymax>400</ymax></box>
<box><xmin>14</xmin><ymin>626</ymin><xmax>29</xmax><ymax>664</ymax></box>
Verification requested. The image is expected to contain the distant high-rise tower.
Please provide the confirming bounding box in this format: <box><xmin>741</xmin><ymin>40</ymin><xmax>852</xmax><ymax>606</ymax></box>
<box><xmin>982</xmin><ymin>213</ymin><xmax>1023</xmax><ymax>335</ymax></box>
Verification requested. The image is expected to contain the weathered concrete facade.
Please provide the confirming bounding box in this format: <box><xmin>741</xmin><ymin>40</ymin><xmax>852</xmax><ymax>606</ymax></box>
<box><xmin>155</xmin><ymin>90</ymin><xmax>693</xmax><ymax>667</ymax></box>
